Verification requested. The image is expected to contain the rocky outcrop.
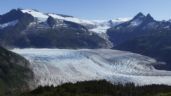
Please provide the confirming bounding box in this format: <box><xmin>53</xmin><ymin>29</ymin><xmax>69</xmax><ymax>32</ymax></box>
<box><xmin>0</xmin><ymin>47</ymin><xmax>34</xmax><ymax>96</ymax></box>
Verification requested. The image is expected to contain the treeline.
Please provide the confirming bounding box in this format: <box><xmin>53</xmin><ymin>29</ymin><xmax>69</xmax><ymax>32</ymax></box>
<box><xmin>21</xmin><ymin>80</ymin><xmax>171</xmax><ymax>96</ymax></box>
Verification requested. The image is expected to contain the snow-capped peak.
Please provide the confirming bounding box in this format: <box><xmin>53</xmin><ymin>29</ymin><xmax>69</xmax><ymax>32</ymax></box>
<box><xmin>129</xmin><ymin>13</ymin><xmax>156</xmax><ymax>27</ymax></box>
<box><xmin>129</xmin><ymin>13</ymin><xmax>146</xmax><ymax>27</ymax></box>
<box><xmin>21</xmin><ymin>9</ymin><xmax>48</xmax><ymax>22</ymax></box>
<box><xmin>19</xmin><ymin>9</ymin><xmax>130</xmax><ymax>33</ymax></box>
<box><xmin>20</xmin><ymin>9</ymin><xmax>95</xmax><ymax>25</ymax></box>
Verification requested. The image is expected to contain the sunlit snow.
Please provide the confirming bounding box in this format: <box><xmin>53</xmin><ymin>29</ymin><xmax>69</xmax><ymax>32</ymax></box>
<box><xmin>130</xmin><ymin>19</ymin><xmax>143</xmax><ymax>26</ymax></box>
<box><xmin>20</xmin><ymin>9</ymin><xmax>130</xmax><ymax>33</ymax></box>
<box><xmin>12</xmin><ymin>49</ymin><xmax>171</xmax><ymax>87</ymax></box>
<box><xmin>21</xmin><ymin>9</ymin><xmax>48</xmax><ymax>22</ymax></box>
<box><xmin>0</xmin><ymin>20</ymin><xmax>18</xmax><ymax>29</ymax></box>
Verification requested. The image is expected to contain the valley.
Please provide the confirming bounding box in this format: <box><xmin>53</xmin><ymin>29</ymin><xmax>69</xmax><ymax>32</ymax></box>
<box><xmin>0</xmin><ymin>6</ymin><xmax>171</xmax><ymax>95</ymax></box>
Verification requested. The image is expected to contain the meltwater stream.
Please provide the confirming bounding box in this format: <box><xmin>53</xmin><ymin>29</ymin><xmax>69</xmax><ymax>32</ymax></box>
<box><xmin>12</xmin><ymin>49</ymin><xmax>171</xmax><ymax>86</ymax></box>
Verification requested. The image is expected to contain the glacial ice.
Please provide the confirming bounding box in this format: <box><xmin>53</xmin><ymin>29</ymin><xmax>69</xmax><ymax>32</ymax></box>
<box><xmin>12</xmin><ymin>49</ymin><xmax>171</xmax><ymax>87</ymax></box>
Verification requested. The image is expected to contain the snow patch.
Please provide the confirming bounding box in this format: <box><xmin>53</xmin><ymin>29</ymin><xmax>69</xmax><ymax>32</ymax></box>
<box><xmin>21</xmin><ymin>9</ymin><xmax>48</xmax><ymax>22</ymax></box>
<box><xmin>89</xmin><ymin>18</ymin><xmax>130</xmax><ymax>33</ymax></box>
<box><xmin>48</xmin><ymin>13</ymin><xmax>96</xmax><ymax>25</ymax></box>
<box><xmin>90</xmin><ymin>25</ymin><xmax>110</xmax><ymax>33</ymax></box>
<box><xmin>0</xmin><ymin>20</ymin><xmax>18</xmax><ymax>29</ymax></box>
<box><xmin>130</xmin><ymin>19</ymin><xmax>143</xmax><ymax>26</ymax></box>
<box><xmin>111</xmin><ymin>18</ymin><xmax>131</xmax><ymax>22</ymax></box>
<box><xmin>20</xmin><ymin>9</ymin><xmax>130</xmax><ymax>33</ymax></box>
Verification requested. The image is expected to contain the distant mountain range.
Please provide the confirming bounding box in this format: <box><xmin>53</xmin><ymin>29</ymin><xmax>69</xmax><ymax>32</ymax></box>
<box><xmin>1</xmin><ymin>8</ymin><xmax>171</xmax><ymax>95</ymax></box>
<box><xmin>107</xmin><ymin>12</ymin><xmax>171</xmax><ymax>45</ymax></box>
<box><xmin>107</xmin><ymin>12</ymin><xmax>171</xmax><ymax>70</ymax></box>
<box><xmin>0</xmin><ymin>9</ymin><xmax>129</xmax><ymax>48</ymax></box>
<box><xmin>1</xmin><ymin>9</ymin><xmax>171</xmax><ymax>70</ymax></box>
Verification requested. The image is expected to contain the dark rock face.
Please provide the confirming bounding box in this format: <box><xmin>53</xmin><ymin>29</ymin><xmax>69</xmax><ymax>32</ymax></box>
<box><xmin>114</xmin><ymin>31</ymin><xmax>171</xmax><ymax>70</ymax></box>
<box><xmin>0</xmin><ymin>47</ymin><xmax>34</xmax><ymax>96</ymax></box>
<box><xmin>24</xmin><ymin>28</ymin><xmax>107</xmax><ymax>48</ymax></box>
<box><xmin>47</xmin><ymin>16</ymin><xmax>57</xmax><ymax>27</ymax></box>
<box><xmin>0</xmin><ymin>9</ymin><xmax>24</xmax><ymax>24</ymax></box>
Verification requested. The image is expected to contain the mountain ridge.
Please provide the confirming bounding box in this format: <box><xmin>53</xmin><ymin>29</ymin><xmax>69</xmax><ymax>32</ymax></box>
<box><xmin>107</xmin><ymin>13</ymin><xmax>171</xmax><ymax>70</ymax></box>
<box><xmin>0</xmin><ymin>46</ymin><xmax>34</xmax><ymax>96</ymax></box>
<box><xmin>0</xmin><ymin>9</ymin><xmax>118</xmax><ymax>49</ymax></box>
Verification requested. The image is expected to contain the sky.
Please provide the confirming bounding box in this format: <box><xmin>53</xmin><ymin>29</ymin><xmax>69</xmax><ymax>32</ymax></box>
<box><xmin>0</xmin><ymin>0</ymin><xmax>171</xmax><ymax>20</ymax></box>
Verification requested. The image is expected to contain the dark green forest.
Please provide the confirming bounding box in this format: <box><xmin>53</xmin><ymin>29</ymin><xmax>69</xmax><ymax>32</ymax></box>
<box><xmin>21</xmin><ymin>80</ymin><xmax>171</xmax><ymax>96</ymax></box>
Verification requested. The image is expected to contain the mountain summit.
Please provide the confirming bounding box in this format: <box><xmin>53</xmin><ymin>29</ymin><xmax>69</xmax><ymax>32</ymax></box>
<box><xmin>132</xmin><ymin>12</ymin><xmax>145</xmax><ymax>20</ymax></box>
<box><xmin>107</xmin><ymin>12</ymin><xmax>171</xmax><ymax>70</ymax></box>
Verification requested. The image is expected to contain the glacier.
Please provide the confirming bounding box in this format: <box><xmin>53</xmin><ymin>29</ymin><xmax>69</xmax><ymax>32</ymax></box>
<box><xmin>12</xmin><ymin>49</ymin><xmax>171</xmax><ymax>87</ymax></box>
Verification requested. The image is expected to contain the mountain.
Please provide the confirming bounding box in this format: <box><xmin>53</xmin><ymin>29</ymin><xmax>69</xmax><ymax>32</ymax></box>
<box><xmin>114</xmin><ymin>31</ymin><xmax>171</xmax><ymax>70</ymax></box>
<box><xmin>0</xmin><ymin>9</ymin><xmax>105</xmax><ymax>48</ymax></box>
<box><xmin>0</xmin><ymin>9</ymin><xmax>129</xmax><ymax>48</ymax></box>
<box><xmin>0</xmin><ymin>47</ymin><xmax>33</xmax><ymax>96</ymax></box>
<box><xmin>107</xmin><ymin>12</ymin><xmax>158</xmax><ymax>45</ymax></box>
<box><xmin>107</xmin><ymin>12</ymin><xmax>171</xmax><ymax>70</ymax></box>
<box><xmin>1</xmin><ymin>9</ymin><xmax>171</xmax><ymax>70</ymax></box>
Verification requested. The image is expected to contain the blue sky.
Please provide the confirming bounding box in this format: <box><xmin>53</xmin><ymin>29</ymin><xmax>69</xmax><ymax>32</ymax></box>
<box><xmin>0</xmin><ymin>0</ymin><xmax>171</xmax><ymax>20</ymax></box>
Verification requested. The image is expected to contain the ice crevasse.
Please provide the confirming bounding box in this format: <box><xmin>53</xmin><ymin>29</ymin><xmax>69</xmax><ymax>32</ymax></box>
<box><xmin>12</xmin><ymin>49</ymin><xmax>171</xmax><ymax>87</ymax></box>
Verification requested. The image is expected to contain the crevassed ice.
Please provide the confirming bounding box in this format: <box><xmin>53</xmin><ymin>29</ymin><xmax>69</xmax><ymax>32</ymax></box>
<box><xmin>12</xmin><ymin>49</ymin><xmax>171</xmax><ymax>87</ymax></box>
